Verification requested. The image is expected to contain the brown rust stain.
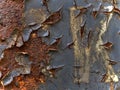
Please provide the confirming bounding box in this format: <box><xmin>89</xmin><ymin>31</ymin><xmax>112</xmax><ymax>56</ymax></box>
<box><xmin>0</xmin><ymin>31</ymin><xmax>51</xmax><ymax>90</ymax></box>
<box><xmin>0</xmin><ymin>2</ymin><xmax>60</xmax><ymax>89</ymax></box>
<box><xmin>0</xmin><ymin>0</ymin><xmax>24</xmax><ymax>40</ymax></box>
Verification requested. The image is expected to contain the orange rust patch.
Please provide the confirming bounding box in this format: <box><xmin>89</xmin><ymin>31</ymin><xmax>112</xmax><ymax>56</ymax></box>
<box><xmin>0</xmin><ymin>31</ymin><xmax>51</xmax><ymax>90</ymax></box>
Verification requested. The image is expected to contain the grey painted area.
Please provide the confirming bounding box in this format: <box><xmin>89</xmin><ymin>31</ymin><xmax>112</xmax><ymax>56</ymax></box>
<box><xmin>25</xmin><ymin>0</ymin><xmax>120</xmax><ymax>90</ymax></box>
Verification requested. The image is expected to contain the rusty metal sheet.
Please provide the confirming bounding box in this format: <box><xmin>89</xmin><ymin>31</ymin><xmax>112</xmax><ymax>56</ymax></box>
<box><xmin>1</xmin><ymin>0</ymin><xmax>120</xmax><ymax>90</ymax></box>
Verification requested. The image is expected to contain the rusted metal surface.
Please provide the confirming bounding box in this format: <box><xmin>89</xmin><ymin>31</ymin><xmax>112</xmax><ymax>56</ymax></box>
<box><xmin>1</xmin><ymin>0</ymin><xmax>120</xmax><ymax>90</ymax></box>
<box><xmin>0</xmin><ymin>0</ymin><xmax>24</xmax><ymax>40</ymax></box>
<box><xmin>0</xmin><ymin>0</ymin><xmax>61</xmax><ymax>89</ymax></box>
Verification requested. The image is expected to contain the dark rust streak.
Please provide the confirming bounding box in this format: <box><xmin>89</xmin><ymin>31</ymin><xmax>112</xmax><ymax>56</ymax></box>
<box><xmin>113</xmin><ymin>0</ymin><xmax>117</xmax><ymax>5</ymax></box>
<box><xmin>80</xmin><ymin>19</ymin><xmax>86</xmax><ymax>39</ymax></box>
<box><xmin>107</xmin><ymin>59</ymin><xmax>117</xmax><ymax>65</ymax></box>
<box><xmin>75</xmin><ymin>8</ymin><xmax>87</xmax><ymax>18</ymax></box>
<box><xmin>73</xmin><ymin>0</ymin><xmax>77</xmax><ymax>9</ymax></box>
<box><xmin>113</xmin><ymin>7</ymin><xmax>120</xmax><ymax>16</ymax></box>
<box><xmin>87</xmin><ymin>30</ymin><xmax>92</xmax><ymax>49</ymax></box>
<box><xmin>42</xmin><ymin>5</ymin><xmax>62</xmax><ymax>26</ymax></box>
<box><xmin>42</xmin><ymin>0</ymin><xmax>50</xmax><ymax>13</ymax></box>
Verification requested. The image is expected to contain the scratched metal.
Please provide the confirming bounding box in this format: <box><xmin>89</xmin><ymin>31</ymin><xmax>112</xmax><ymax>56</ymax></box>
<box><xmin>25</xmin><ymin>0</ymin><xmax>120</xmax><ymax>90</ymax></box>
